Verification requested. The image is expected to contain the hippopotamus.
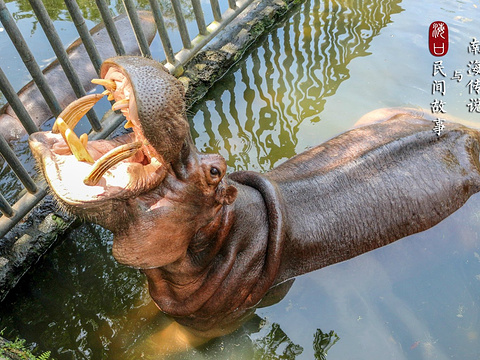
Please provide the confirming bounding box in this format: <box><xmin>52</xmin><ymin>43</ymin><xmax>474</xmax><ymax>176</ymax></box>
<box><xmin>29</xmin><ymin>56</ymin><xmax>480</xmax><ymax>333</ymax></box>
<box><xmin>0</xmin><ymin>11</ymin><xmax>156</xmax><ymax>142</ymax></box>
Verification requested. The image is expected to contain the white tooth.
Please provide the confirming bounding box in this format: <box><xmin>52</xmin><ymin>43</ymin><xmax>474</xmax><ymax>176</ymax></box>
<box><xmin>112</xmin><ymin>98</ymin><xmax>129</xmax><ymax>111</ymax></box>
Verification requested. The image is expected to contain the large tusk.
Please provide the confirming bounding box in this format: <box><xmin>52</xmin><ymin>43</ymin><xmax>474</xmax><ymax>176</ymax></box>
<box><xmin>79</xmin><ymin>133</ymin><xmax>88</xmax><ymax>148</ymax></box>
<box><xmin>112</xmin><ymin>98</ymin><xmax>129</xmax><ymax>111</ymax></box>
<box><xmin>52</xmin><ymin>94</ymin><xmax>104</xmax><ymax>133</ymax></box>
<box><xmin>84</xmin><ymin>141</ymin><xmax>143</xmax><ymax>186</ymax></box>
<box><xmin>54</xmin><ymin>118</ymin><xmax>94</xmax><ymax>163</ymax></box>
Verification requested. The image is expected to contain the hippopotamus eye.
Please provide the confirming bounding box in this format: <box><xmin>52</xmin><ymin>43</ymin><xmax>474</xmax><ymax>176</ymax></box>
<box><xmin>210</xmin><ymin>167</ymin><xmax>221</xmax><ymax>177</ymax></box>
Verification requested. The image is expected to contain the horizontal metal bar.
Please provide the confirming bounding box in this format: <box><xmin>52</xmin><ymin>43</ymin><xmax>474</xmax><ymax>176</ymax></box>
<box><xmin>64</xmin><ymin>0</ymin><xmax>103</xmax><ymax>76</ymax></box>
<box><xmin>0</xmin><ymin>182</ymin><xmax>47</xmax><ymax>238</ymax></box>
<box><xmin>29</xmin><ymin>0</ymin><xmax>102</xmax><ymax>131</ymax></box>
<box><xmin>149</xmin><ymin>0</ymin><xmax>176</xmax><ymax>65</ymax></box>
<box><xmin>192</xmin><ymin>0</ymin><xmax>208</xmax><ymax>36</ymax></box>
<box><xmin>0</xmin><ymin>67</ymin><xmax>38</xmax><ymax>135</ymax></box>
<box><xmin>166</xmin><ymin>0</ymin><xmax>255</xmax><ymax>74</ymax></box>
<box><xmin>0</xmin><ymin>134</ymin><xmax>37</xmax><ymax>194</ymax></box>
<box><xmin>0</xmin><ymin>193</ymin><xmax>13</xmax><ymax>217</ymax></box>
<box><xmin>95</xmin><ymin>0</ymin><xmax>126</xmax><ymax>56</ymax></box>
<box><xmin>123</xmin><ymin>0</ymin><xmax>152</xmax><ymax>57</ymax></box>
<box><xmin>171</xmin><ymin>0</ymin><xmax>192</xmax><ymax>49</ymax></box>
<box><xmin>0</xmin><ymin>0</ymin><xmax>62</xmax><ymax>118</ymax></box>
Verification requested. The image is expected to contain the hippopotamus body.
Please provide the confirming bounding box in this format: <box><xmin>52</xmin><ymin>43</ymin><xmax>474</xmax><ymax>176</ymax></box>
<box><xmin>29</xmin><ymin>56</ymin><xmax>480</xmax><ymax>333</ymax></box>
<box><xmin>0</xmin><ymin>12</ymin><xmax>156</xmax><ymax>141</ymax></box>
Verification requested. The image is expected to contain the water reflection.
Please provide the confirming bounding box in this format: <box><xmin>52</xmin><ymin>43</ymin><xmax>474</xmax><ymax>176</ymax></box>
<box><xmin>3</xmin><ymin>0</ymin><xmax>480</xmax><ymax>358</ymax></box>
<box><xmin>4</xmin><ymin>0</ymin><xmax>194</xmax><ymax>29</ymax></box>
<box><xmin>0</xmin><ymin>136</ymin><xmax>38</xmax><ymax>204</ymax></box>
<box><xmin>191</xmin><ymin>0</ymin><xmax>403</xmax><ymax>172</ymax></box>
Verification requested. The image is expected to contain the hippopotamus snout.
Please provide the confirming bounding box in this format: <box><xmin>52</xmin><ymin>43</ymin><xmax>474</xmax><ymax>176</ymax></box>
<box><xmin>29</xmin><ymin>56</ymin><xmax>480</xmax><ymax>334</ymax></box>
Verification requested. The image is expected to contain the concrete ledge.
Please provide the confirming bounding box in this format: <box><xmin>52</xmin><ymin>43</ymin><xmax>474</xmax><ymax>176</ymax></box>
<box><xmin>181</xmin><ymin>0</ymin><xmax>302</xmax><ymax>107</ymax></box>
<box><xmin>0</xmin><ymin>203</ymin><xmax>75</xmax><ymax>302</ymax></box>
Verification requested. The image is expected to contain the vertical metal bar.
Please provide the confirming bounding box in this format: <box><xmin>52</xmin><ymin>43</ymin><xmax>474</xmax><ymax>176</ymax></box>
<box><xmin>0</xmin><ymin>193</ymin><xmax>14</xmax><ymax>217</ymax></box>
<box><xmin>191</xmin><ymin>0</ymin><xmax>208</xmax><ymax>36</ymax></box>
<box><xmin>0</xmin><ymin>135</ymin><xmax>37</xmax><ymax>193</ymax></box>
<box><xmin>148</xmin><ymin>0</ymin><xmax>175</xmax><ymax>64</ymax></box>
<box><xmin>167</xmin><ymin>0</ymin><xmax>255</xmax><ymax>74</ymax></box>
<box><xmin>29</xmin><ymin>0</ymin><xmax>101</xmax><ymax>132</ymax></box>
<box><xmin>0</xmin><ymin>67</ymin><xmax>38</xmax><ymax>135</ymax></box>
<box><xmin>228</xmin><ymin>0</ymin><xmax>237</xmax><ymax>10</ymax></box>
<box><xmin>171</xmin><ymin>0</ymin><xmax>192</xmax><ymax>49</ymax></box>
<box><xmin>0</xmin><ymin>0</ymin><xmax>62</xmax><ymax>118</ymax></box>
<box><xmin>122</xmin><ymin>0</ymin><xmax>152</xmax><ymax>57</ymax></box>
<box><xmin>95</xmin><ymin>0</ymin><xmax>126</xmax><ymax>56</ymax></box>
<box><xmin>64</xmin><ymin>0</ymin><xmax>103</xmax><ymax>75</ymax></box>
<box><xmin>210</xmin><ymin>0</ymin><xmax>222</xmax><ymax>22</ymax></box>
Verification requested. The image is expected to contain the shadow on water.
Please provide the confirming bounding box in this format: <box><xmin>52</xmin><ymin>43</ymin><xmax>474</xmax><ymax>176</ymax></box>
<box><xmin>0</xmin><ymin>0</ymin><xmax>407</xmax><ymax>358</ymax></box>
<box><xmin>190</xmin><ymin>0</ymin><xmax>403</xmax><ymax>172</ymax></box>
<box><xmin>8</xmin><ymin>0</ymin><xmax>480</xmax><ymax>359</ymax></box>
<box><xmin>0</xmin><ymin>222</ymin><xmax>340</xmax><ymax>359</ymax></box>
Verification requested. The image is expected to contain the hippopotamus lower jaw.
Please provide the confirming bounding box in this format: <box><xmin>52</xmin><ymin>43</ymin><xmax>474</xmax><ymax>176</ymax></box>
<box><xmin>29</xmin><ymin>129</ymin><xmax>165</xmax><ymax>212</ymax></box>
<box><xmin>29</xmin><ymin>56</ymin><xmax>238</xmax><ymax>269</ymax></box>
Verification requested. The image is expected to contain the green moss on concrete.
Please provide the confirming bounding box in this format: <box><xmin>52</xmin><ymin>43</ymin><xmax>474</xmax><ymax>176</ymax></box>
<box><xmin>0</xmin><ymin>334</ymin><xmax>52</xmax><ymax>360</ymax></box>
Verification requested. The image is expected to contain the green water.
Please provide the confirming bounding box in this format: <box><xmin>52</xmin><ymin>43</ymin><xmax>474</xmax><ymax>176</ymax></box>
<box><xmin>2</xmin><ymin>0</ymin><xmax>480</xmax><ymax>359</ymax></box>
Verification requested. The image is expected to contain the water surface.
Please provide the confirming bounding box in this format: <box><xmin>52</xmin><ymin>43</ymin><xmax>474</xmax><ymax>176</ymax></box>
<box><xmin>2</xmin><ymin>0</ymin><xmax>480</xmax><ymax>359</ymax></box>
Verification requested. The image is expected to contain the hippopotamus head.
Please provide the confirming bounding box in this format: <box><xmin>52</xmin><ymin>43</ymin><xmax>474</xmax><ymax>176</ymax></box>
<box><xmin>29</xmin><ymin>56</ymin><xmax>238</xmax><ymax>269</ymax></box>
<box><xmin>30</xmin><ymin>55</ymin><xmax>480</xmax><ymax>337</ymax></box>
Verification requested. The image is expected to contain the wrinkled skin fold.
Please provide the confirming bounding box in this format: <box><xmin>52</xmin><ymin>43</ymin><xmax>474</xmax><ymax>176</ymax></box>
<box><xmin>29</xmin><ymin>56</ymin><xmax>480</xmax><ymax>334</ymax></box>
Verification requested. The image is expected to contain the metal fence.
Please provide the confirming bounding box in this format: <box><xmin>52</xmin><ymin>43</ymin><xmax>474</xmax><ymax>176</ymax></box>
<box><xmin>0</xmin><ymin>0</ymin><xmax>254</xmax><ymax>238</ymax></box>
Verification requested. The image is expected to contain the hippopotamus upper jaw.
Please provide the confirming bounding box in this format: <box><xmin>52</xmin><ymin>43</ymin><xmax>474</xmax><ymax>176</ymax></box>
<box><xmin>29</xmin><ymin>56</ymin><xmax>238</xmax><ymax>269</ymax></box>
<box><xmin>100</xmin><ymin>56</ymin><xmax>191</xmax><ymax>165</ymax></box>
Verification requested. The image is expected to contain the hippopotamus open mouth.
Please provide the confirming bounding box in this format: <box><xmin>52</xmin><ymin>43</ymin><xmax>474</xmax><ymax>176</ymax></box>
<box><xmin>29</xmin><ymin>56</ymin><xmax>237</xmax><ymax>269</ymax></box>
<box><xmin>31</xmin><ymin>57</ymin><xmax>185</xmax><ymax>203</ymax></box>
<box><xmin>29</xmin><ymin>55</ymin><xmax>480</xmax><ymax>333</ymax></box>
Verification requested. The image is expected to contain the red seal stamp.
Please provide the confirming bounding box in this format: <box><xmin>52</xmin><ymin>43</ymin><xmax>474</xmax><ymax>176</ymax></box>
<box><xmin>429</xmin><ymin>21</ymin><xmax>448</xmax><ymax>56</ymax></box>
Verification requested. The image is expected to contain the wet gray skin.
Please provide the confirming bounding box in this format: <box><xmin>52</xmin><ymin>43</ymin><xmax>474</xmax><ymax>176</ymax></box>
<box><xmin>29</xmin><ymin>56</ymin><xmax>480</xmax><ymax>334</ymax></box>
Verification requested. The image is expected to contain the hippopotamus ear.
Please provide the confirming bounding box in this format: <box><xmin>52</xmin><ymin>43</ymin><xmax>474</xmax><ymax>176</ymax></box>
<box><xmin>216</xmin><ymin>183</ymin><xmax>238</xmax><ymax>205</ymax></box>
